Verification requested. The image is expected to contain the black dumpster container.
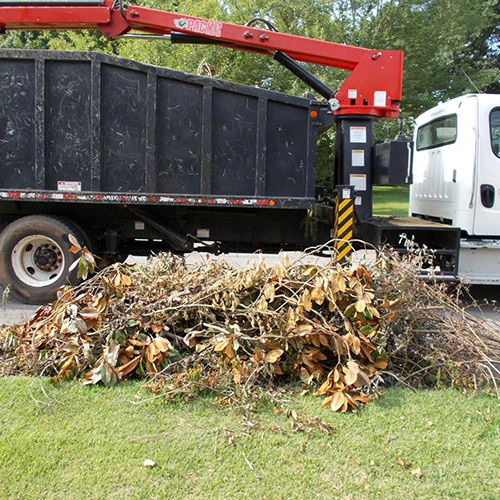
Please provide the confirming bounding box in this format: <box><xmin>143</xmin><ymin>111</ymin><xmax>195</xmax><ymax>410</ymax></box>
<box><xmin>0</xmin><ymin>49</ymin><xmax>330</xmax><ymax>206</ymax></box>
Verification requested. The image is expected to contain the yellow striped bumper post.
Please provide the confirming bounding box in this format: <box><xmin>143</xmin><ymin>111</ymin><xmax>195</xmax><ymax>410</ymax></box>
<box><xmin>333</xmin><ymin>186</ymin><xmax>355</xmax><ymax>261</ymax></box>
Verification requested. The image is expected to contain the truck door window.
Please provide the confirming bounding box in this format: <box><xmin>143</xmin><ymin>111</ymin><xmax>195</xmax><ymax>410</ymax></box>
<box><xmin>416</xmin><ymin>114</ymin><xmax>457</xmax><ymax>151</ymax></box>
<box><xmin>491</xmin><ymin>108</ymin><xmax>500</xmax><ymax>158</ymax></box>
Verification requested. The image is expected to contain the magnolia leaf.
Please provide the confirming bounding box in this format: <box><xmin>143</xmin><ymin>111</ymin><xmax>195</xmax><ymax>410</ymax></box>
<box><xmin>355</xmin><ymin>300</ymin><xmax>366</xmax><ymax>313</ymax></box>
<box><xmin>77</xmin><ymin>258</ymin><xmax>89</xmax><ymax>280</ymax></box>
<box><xmin>223</xmin><ymin>341</ymin><xmax>236</xmax><ymax>359</ymax></box>
<box><xmin>344</xmin><ymin>303</ymin><xmax>356</xmax><ymax>318</ymax></box>
<box><xmin>322</xmin><ymin>395</ymin><xmax>333</xmax><ymax>408</ymax></box>
<box><xmin>374</xmin><ymin>357</ymin><xmax>389</xmax><ymax>369</ymax></box>
<box><xmin>264</xmin><ymin>349</ymin><xmax>284</xmax><ymax>363</ymax></box>
<box><xmin>121</xmin><ymin>273</ymin><xmax>132</xmax><ymax>286</ymax></box>
<box><xmin>297</xmin><ymin>323</ymin><xmax>313</xmax><ymax>336</ymax></box>
<box><xmin>345</xmin><ymin>393</ymin><xmax>359</xmax><ymax>408</ymax></box>
<box><xmin>330</xmin><ymin>391</ymin><xmax>346</xmax><ymax>412</ymax></box>
<box><xmin>105</xmin><ymin>340</ymin><xmax>121</xmax><ymax>367</ymax></box>
<box><xmin>307</xmin><ymin>347</ymin><xmax>327</xmax><ymax>362</ymax></box>
<box><xmin>352</xmin><ymin>393</ymin><xmax>373</xmax><ymax>404</ymax></box>
<box><xmin>94</xmin><ymin>295</ymin><xmax>108</xmax><ymax>313</ymax></box>
<box><xmin>357</xmin><ymin>370</ymin><xmax>371</xmax><ymax>387</ymax></box>
<box><xmin>319</xmin><ymin>334</ymin><xmax>330</xmax><ymax>347</ymax></box>
<box><xmin>153</xmin><ymin>337</ymin><xmax>172</xmax><ymax>353</ymax></box>
<box><xmin>214</xmin><ymin>338</ymin><xmax>230</xmax><ymax>352</ymax></box>
<box><xmin>83</xmin><ymin>363</ymin><xmax>103</xmax><ymax>385</ymax></box>
<box><xmin>253</xmin><ymin>347</ymin><xmax>264</xmax><ymax>362</ymax></box>
<box><xmin>357</xmin><ymin>341</ymin><xmax>374</xmax><ymax>362</ymax></box>
<box><xmin>351</xmin><ymin>336</ymin><xmax>361</xmax><ymax>355</ymax></box>
<box><xmin>101</xmin><ymin>363</ymin><xmax>118</xmax><ymax>387</ymax></box>
<box><xmin>310</xmin><ymin>334</ymin><xmax>321</xmax><ymax>348</ymax></box>
<box><xmin>302</xmin><ymin>266</ymin><xmax>317</xmax><ymax>278</ymax></box>
<box><xmin>316</xmin><ymin>378</ymin><xmax>332</xmax><ymax>395</ymax></box>
<box><xmin>344</xmin><ymin>369</ymin><xmax>357</xmax><ymax>386</ymax></box>
<box><xmin>311</xmin><ymin>287</ymin><xmax>325</xmax><ymax>305</ymax></box>
<box><xmin>362</xmin><ymin>305</ymin><xmax>373</xmax><ymax>319</ymax></box>
<box><xmin>302</xmin><ymin>290</ymin><xmax>312</xmax><ymax>312</ymax></box>
<box><xmin>347</xmin><ymin>360</ymin><xmax>360</xmax><ymax>374</ymax></box>
<box><xmin>116</xmin><ymin>356</ymin><xmax>141</xmax><ymax>377</ymax></box>
<box><xmin>82</xmin><ymin>247</ymin><xmax>96</xmax><ymax>267</ymax></box>
<box><xmin>149</xmin><ymin>323</ymin><xmax>163</xmax><ymax>334</ymax></box>
<box><xmin>68</xmin><ymin>233</ymin><xmax>81</xmax><ymax>250</ymax></box>
<box><xmin>331</xmin><ymin>273</ymin><xmax>346</xmax><ymax>293</ymax></box>
<box><xmin>368</xmin><ymin>305</ymin><xmax>380</xmax><ymax>319</ymax></box>
<box><xmin>345</xmin><ymin>361</ymin><xmax>360</xmax><ymax>385</ymax></box>
<box><xmin>78</xmin><ymin>307</ymin><xmax>101</xmax><ymax>320</ymax></box>
<box><xmin>301</xmin><ymin>353</ymin><xmax>315</xmax><ymax>369</ymax></box>
<box><xmin>58</xmin><ymin>356</ymin><xmax>75</xmax><ymax>378</ymax></box>
<box><xmin>351</xmin><ymin>280</ymin><xmax>363</xmax><ymax>295</ymax></box>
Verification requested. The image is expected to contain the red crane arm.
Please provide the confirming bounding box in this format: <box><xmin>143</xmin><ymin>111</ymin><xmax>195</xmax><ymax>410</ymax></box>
<box><xmin>0</xmin><ymin>1</ymin><xmax>403</xmax><ymax>118</ymax></box>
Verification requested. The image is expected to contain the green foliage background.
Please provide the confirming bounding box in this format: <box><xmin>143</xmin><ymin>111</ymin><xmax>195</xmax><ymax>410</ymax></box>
<box><xmin>1</xmin><ymin>0</ymin><xmax>499</xmax><ymax>187</ymax></box>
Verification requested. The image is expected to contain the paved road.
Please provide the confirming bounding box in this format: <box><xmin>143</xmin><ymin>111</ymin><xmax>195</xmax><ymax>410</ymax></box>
<box><xmin>0</xmin><ymin>251</ymin><xmax>335</xmax><ymax>326</ymax></box>
<box><xmin>2</xmin><ymin>251</ymin><xmax>500</xmax><ymax>327</ymax></box>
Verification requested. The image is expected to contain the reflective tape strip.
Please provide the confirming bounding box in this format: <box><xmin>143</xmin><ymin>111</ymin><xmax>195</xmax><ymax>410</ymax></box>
<box><xmin>333</xmin><ymin>197</ymin><xmax>354</xmax><ymax>261</ymax></box>
<box><xmin>336</xmin><ymin>241</ymin><xmax>353</xmax><ymax>261</ymax></box>
<box><xmin>337</xmin><ymin>202</ymin><xmax>354</xmax><ymax>225</ymax></box>
<box><xmin>337</xmin><ymin>221</ymin><xmax>352</xmax><ymax>239</ymax></box>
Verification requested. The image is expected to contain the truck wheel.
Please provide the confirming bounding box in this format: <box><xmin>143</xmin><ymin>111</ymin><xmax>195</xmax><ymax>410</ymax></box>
<box><xmin>0</xmin><ymin>215</ymin><xmax>92</xmax><ymax>304</ymax></box>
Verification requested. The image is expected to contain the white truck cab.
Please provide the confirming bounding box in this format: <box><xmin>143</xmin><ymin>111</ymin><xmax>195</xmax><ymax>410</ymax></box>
<box><xmin>410</xmin><ymin>94</ymin><xmax>500</xmax><ymax>283</ymax></box>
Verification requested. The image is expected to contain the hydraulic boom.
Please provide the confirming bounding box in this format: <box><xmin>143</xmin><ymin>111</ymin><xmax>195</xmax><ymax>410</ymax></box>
<box><xmin>0</xmin><ymin>0</ymin><xmax>403</xmax><ymax>118</ymax></box>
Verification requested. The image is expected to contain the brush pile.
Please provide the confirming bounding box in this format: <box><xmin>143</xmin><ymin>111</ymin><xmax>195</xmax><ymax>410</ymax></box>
<box><xmin>2</xmin><ymin>246</ymin><xmax>500</xmax><ymax>411</ymax></box>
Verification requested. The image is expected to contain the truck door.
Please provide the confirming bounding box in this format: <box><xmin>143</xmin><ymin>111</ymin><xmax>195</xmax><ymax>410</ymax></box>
<box><xmin>473</xmin><ymin>102</ymin><xmax>500</xmax><ymax>236</ymax></box>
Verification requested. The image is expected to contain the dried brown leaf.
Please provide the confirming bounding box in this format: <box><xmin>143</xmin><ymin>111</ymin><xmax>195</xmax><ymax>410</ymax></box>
<box><xmin>264</xmin><ymin>349</ymin><xmax>284</xmax><ymax>363</ymax></box>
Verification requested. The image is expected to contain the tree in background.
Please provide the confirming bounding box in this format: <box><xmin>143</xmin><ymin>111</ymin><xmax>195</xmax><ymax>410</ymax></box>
<box><xmin>1</xmin><ymin>0</ymin><xmax>497</xmax><ymax>110</ymax></box>
<box><xmin>0</xmin><ymin>0</ymin><xmax>498</xmax><ymax>185</ymax></box>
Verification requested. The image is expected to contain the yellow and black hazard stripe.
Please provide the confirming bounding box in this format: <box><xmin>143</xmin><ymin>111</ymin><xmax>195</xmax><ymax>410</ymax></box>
<box><xmin>333</xmin><ymin>196</ymin><xmax>354</xmax><ymax>261</ymax></box>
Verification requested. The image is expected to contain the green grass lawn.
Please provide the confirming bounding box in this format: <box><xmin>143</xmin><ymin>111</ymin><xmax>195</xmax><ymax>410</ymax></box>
<box><xmin>2</xmin><ymin>184</ymin><xmax>496</xmax><ymax>500</ymax></box>
<box><xmin>373</xmin><ymin>185</ymin><xmax>409</xmax><ymax>216</ymax></box>
<box><xmin>2</xmin><ymin>377</ymin><xmax>500</xmax><ymax>499</ymax></box>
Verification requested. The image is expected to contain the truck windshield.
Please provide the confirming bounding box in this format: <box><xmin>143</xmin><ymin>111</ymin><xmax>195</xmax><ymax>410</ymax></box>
<box><xmin>491</xmin><ymin>108</ymin><xmax>500</xmax><ymax>158</ymax></box>
<box><xmin>416</xmin><ymin>114</ymin><xmax>457</xmax><ymax>151</ymax></box>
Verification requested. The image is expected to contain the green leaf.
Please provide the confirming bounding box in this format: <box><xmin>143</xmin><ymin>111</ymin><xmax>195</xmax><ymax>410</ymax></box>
<box><xmin>363</xmin><ymin>307</ymin><xmax>373</xmax><ymax>320</ymax></box>
<box><xmin>77</xmin><ymin>258</ymin><xmax>89</xmax><ymax>280</ymax></box>
<box><xmin>344</xmin><ymin>303</ymin><xmax>356</xmax><ymax>318</ymax></box>
<box><xmin>100</xmin><ymin>363</ymin><xmax>117</xmax><ymax>387</ymax></box>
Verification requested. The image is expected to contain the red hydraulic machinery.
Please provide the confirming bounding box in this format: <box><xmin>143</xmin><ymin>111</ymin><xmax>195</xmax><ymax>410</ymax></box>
<box><xmin>0</xmin><ymin>0</ymin><xmax>404</xmax><ymax>219</ymax></box>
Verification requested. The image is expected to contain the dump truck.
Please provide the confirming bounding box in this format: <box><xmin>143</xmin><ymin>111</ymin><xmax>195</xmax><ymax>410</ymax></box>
<box><xmin>366</xmin><ymin>93</ymin><xmax>500</xmax><ymax>285</ymax></box>
<box><xmin>0</xmin><ymin>0</ymin><xmax>404</xmax><ymax>303</ymax></box>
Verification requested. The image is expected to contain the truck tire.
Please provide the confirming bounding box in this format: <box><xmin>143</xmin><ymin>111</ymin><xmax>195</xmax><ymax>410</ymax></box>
<box><xmin>0</xmin><ymin>215</ymin><xmax>92</xmax><ymax>304</ymax></box>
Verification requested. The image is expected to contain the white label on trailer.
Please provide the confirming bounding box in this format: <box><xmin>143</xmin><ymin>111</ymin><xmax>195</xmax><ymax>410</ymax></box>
<box><xmin>349</xmin><ymin>126</ymin><xmax>366</xmax><ymax>143</ymax></box>
<box><xmin>342</xmin><ymin>188</ymin><xmax>352</xmax><ymax>199</ymax></box>
<box><xmin>197</xmin><ymin>228</ymin><xmax>210</xmax><ymax>238</ymax></box>
<box><xmin>374</xmin><ymin>91</ymin><xmax>387</xmax><ymax>107</ymax></box>
<box><xmin>349</xmin><ymin>174</ymin><xmax>367</xmax><ymax>191</ymax></box>
<box><xmin>355</xmin><ymin>196</ymin><xmax>362</xmax><ymax>206</ymax></box>
<box><xmin>57</xmin><ymin>181</ymin><xmax>82</xmax><ymax>192</ymax></box>
<box><xmin>135</xmin><ymin>221</ymin><xmax>145</xmax><ymax>231</ymax></box>
<box><xmin>351</xmin><ymin>150</ymin><xmax>365</xmax><ymax>167</ymax></box>
<box><xmin>348</xmin><ymin>89</ymin><xmax>358</xmax><ymax>99</ymax></box>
